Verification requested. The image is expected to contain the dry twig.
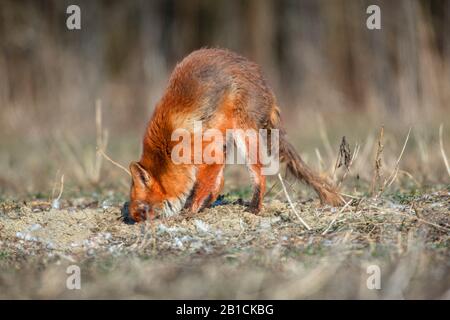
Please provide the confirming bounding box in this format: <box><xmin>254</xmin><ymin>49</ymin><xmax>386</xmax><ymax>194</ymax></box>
<box><xmin>378</xmin><ymin>127</ymin><xmax>411</xmax><ymax>196</ymax></box>
<box><xmin>278</xmin><ymin>173</ymin><xmax>311</xmax><ymax>230</ymax></box>
<box><xmin>439</xmin><ymin>124</ymin><xmax>450</xmax><ymax>178</ymax></box>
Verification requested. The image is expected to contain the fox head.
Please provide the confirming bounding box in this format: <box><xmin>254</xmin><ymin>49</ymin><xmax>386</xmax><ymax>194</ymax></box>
<box><xmin>128</xmin><ymin>161</ymin><xmax>164</xmax><ymax>222</ymax></box>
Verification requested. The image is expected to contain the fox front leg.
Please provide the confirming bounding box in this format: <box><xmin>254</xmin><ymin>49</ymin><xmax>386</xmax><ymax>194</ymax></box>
<box><xmin>184</xmin><ymin>164</ymin><xmax>224</xmax><ymax>213</ymax></box>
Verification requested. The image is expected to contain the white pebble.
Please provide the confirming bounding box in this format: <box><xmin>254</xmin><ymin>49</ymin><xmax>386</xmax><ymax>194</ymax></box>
<box><xmin>29</xmin><ymin>223</ymin><xmax>42</xmax><ymax>231</ymax></box>
<box><xmin>194</xmin><ymin>219</ymin><xmax>210</xmax><ymax>234</ymax></box>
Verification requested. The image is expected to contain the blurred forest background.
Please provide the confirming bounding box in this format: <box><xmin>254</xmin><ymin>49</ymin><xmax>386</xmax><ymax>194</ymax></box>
<box><xmin>0</xmin><ymin>0</ymin><xmax>449</xmax><ymax>196</ymax></box>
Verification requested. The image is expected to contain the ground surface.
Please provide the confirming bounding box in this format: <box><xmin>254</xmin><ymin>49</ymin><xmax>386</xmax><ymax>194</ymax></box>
<box><xmin>0</xmin><ymin>187</ymin><xmax>449</xmax><ymax>299</ymax></box>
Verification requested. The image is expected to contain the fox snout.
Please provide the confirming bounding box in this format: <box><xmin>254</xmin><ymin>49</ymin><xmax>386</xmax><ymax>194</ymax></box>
<box><xmin>129</xmin><ymin>200</ymin><xmax>155</xmax><ymax>222</ymax></box>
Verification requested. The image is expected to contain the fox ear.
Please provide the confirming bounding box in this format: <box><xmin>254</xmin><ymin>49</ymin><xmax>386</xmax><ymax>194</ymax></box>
<box><xmin>129</xmin><ymin>161</ymin><xmax>151</xmax><ymax>188</ymax></box>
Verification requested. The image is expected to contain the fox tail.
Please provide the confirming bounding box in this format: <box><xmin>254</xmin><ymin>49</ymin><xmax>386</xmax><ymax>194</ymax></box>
<box><xmin>269</xmin><ymin>106</ymin><xmax>344</xmax><ymax>206</ymax></box>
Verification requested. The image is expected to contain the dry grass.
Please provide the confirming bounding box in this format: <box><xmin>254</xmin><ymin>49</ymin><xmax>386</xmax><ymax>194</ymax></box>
<box><xmin>0</xmin><ymin>186</ymin><xmax>448</xmax><ymax>299</ymax></box>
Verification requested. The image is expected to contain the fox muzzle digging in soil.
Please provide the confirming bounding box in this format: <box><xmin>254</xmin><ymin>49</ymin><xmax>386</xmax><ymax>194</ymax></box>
<box><xmin>128</xmin><ymin>48</ymin><xmax>343</xmax><ymax>222</ymax></box>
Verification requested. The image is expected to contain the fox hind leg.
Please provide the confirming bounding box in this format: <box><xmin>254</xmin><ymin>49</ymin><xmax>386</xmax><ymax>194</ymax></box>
<box><xmin>247</xmin><ymin>163</ymin><xmax>266</xmax><ymax>213</ymax></box>
<box><xmin>239</xmin><ymin>129</ymin><xmax>266</xmax><ymax>213</ymax></box>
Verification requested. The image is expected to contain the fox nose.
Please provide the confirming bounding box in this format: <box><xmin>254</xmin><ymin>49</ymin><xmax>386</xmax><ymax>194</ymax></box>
<box><xmin>121</xmin><ymin>201</ymin><xmax>134</xmax><ymax>224</ymax></box>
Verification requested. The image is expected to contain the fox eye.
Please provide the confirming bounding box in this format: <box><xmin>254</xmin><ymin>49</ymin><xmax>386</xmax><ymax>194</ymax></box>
<box><xmin>134</xmin><ymin>201</ymin><xmax>151</xmax><ymax>220</ymax></box>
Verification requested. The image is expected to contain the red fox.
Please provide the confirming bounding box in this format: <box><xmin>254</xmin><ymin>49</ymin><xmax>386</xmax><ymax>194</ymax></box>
<box><xmin>129</xmin><ymin>48</ymin><xmax>343</xmax><ymax>222</ymax></box>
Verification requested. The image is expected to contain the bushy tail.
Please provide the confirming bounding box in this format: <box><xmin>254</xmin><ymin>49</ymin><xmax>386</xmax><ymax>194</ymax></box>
<box><xmin>269</xmin><ymin>106</ymin><xmax>344</xmax><ymax>206</ymax></box>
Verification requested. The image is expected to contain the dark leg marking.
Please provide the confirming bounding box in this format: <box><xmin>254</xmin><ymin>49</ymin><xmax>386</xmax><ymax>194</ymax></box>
<box><xmin>184</xmin><ymin>182</ymin><xmax>198</xmax><ymax>210</ymax></box>
<box><xmin>248</xmin><ymin>185</ymin><xmax>261</xmax><ymax>213</ymax></box>
<box><xmin>199</xmin><ymin>193</ymin><xmax>213</xmax><ymax>212</ymax></box>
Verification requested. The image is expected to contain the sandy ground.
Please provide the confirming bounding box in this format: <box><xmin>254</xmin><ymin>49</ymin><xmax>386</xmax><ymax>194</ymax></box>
<box><xmin>0</xmin><ymin>189</ymin><xmax>449</xmax><ymax>298</ymax></box>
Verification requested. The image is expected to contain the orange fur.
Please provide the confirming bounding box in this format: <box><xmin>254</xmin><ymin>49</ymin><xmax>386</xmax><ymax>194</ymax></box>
<box><xmin>128</xmin><ymin>48</ymin><xmax>343</xmax><ymax>222</ymax></box>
